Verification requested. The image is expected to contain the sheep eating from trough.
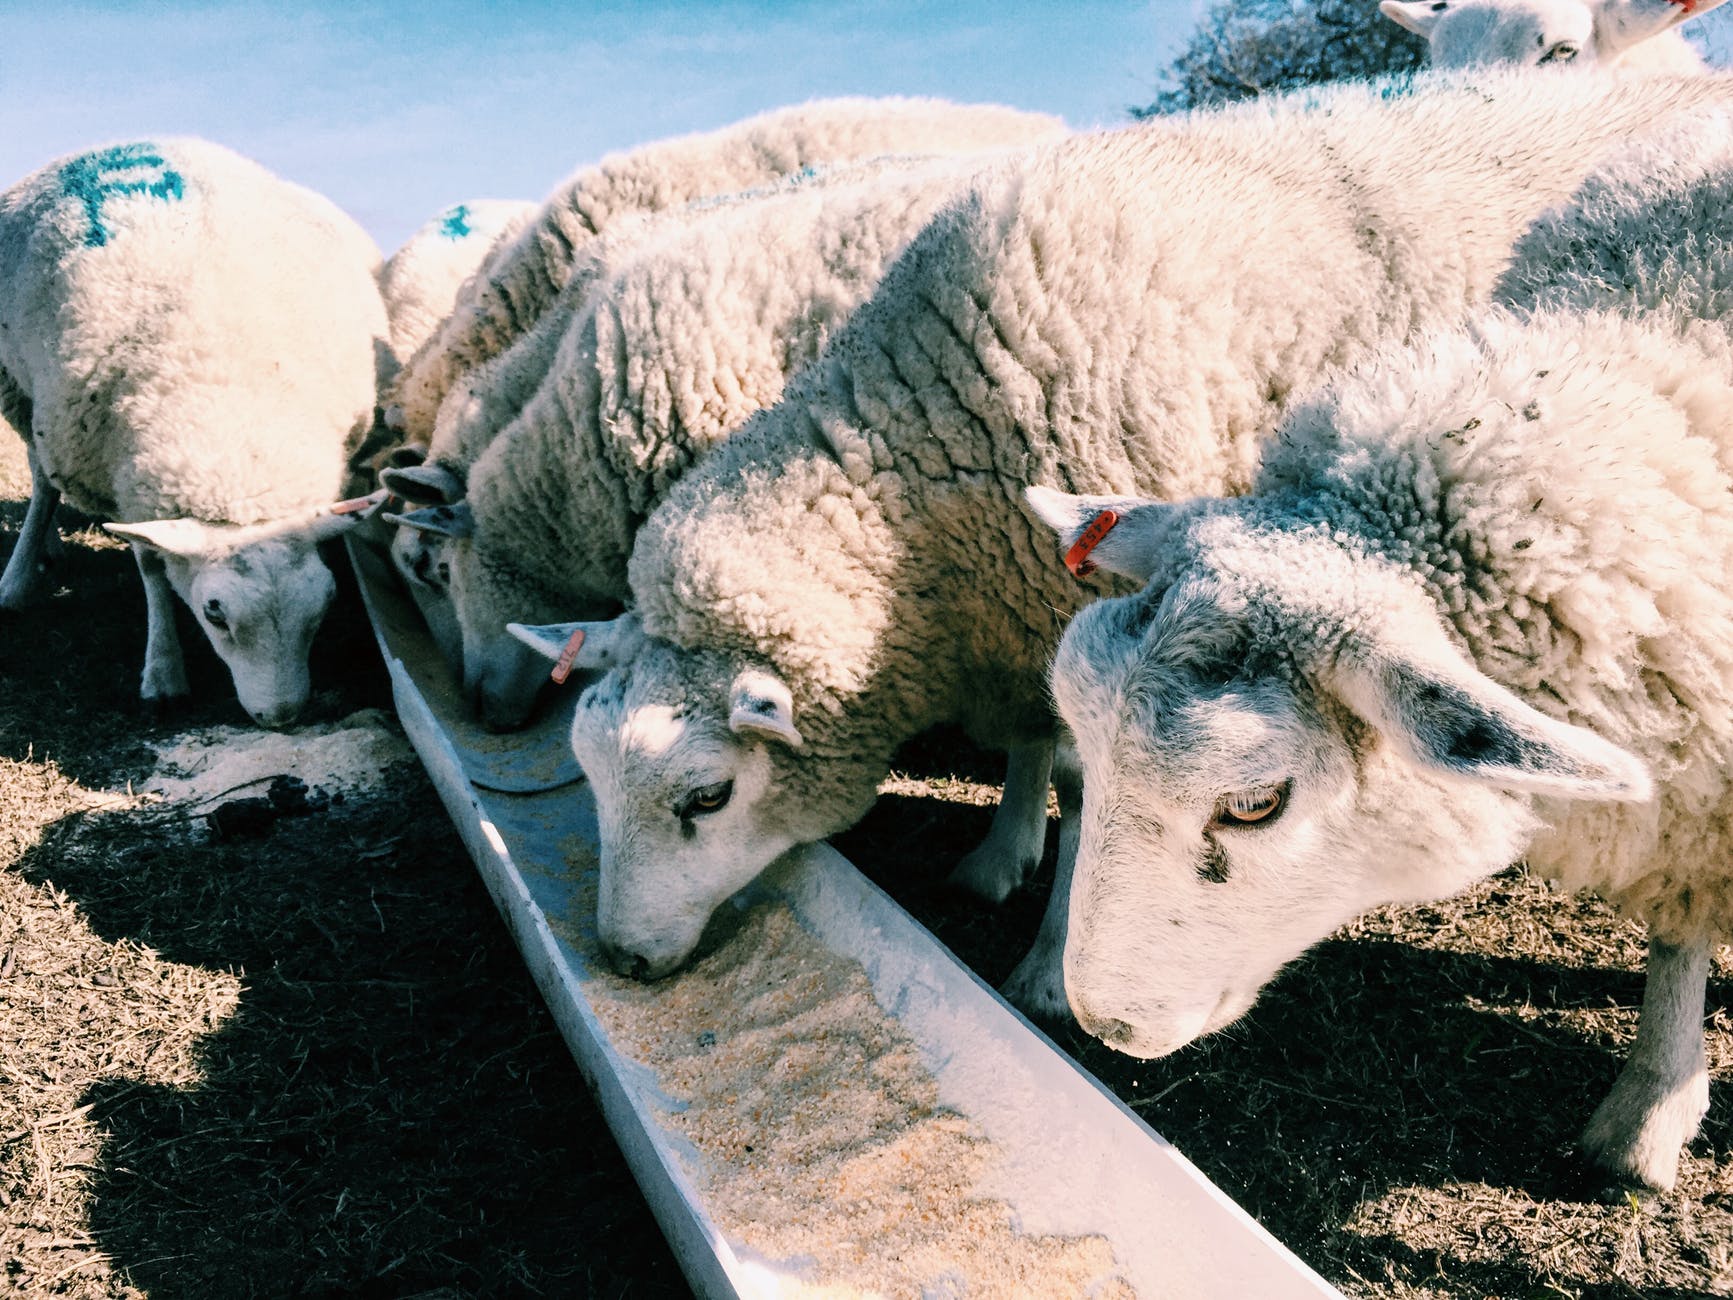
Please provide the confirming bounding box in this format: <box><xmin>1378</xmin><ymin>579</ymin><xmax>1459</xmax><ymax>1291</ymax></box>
<box><xmin>1025</xmin><ymin>113</ymin><xmax>1733</xmax><ymax>1191</ymax></box>
<box><xmin>0</xmin><ymin>138</ymin><xmax>389</xmax><ymax>727</ymax></box>
<box><xmin>382</xmin><ymin>97</ymin><xmax>1068</xmax><ymax>454</ymax></box>
<box><xmin>374</xmin><ymin>100</ymin><xmax>1066</xmax><ymax>670</ymax></box>
<box><xmin>1379</xmin><ymin>0</ymin><xmax>1728</xmax><ymax>71</ymax></box>
<box><xmin>397</xmin><ymin>152</ymin><xmax>1030</xmax><ymax>734</ymax></box>
<box><xmin>504</xmin><ymin>70</ymin><xmax>1733</xmax><ymax>1006</ymax></box>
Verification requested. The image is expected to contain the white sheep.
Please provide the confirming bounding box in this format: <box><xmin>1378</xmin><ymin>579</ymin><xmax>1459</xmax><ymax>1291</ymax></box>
<box><xmin>383</xmin><ymin>97</ymin><xmax>1067</xmax><ymax>451</ymax></box>
<box><xmin>1379</xmin><ymin>0</ymin><xmax>1728</xmax><ymax>70</ymax></box>
<box><xmin>378</xmin><ymin>199</ymin><xmax>537</xmax><ymax>376</ymax></box>
<box><xmin>504</xmin><ymin>70</ymin><xmax>1733</xmax><ymax>1005</ymax></box>
<box><xmin>395</xmin><ymin>152</ymin><xmax>1016</xmax><ymax>732</ymax></box>
<box><xmin>1024</xmin><ymin>113</ymin><xmax>1733</xmax><ymax>1192</ymax></box>
<box><xmin>0</xmin><ymin>138</ymin><xmax>388</xmax><ymax>726</ymax></box>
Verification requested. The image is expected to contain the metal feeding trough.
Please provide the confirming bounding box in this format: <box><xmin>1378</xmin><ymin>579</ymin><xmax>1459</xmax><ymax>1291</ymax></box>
<box><xmin>347</xmin><ymin>534</ymin><xmax>1347</xmax><ymax>1300</ymax></box>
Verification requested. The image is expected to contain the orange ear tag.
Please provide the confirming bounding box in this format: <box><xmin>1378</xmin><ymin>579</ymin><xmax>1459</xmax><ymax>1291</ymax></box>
<box><xmin>551</xmin><ymin>627</ymin><xmax>586</xmax><ymax>686</ymax></box>
<box><xmin>330</xmin><ymin>489</ymin><xmax>388</xmax><ymax>516</ymax></box>
<box><xmin>1064</xmin><ymin>510</ymin><xmax>1120</xmax><ymax>578</ymax></box>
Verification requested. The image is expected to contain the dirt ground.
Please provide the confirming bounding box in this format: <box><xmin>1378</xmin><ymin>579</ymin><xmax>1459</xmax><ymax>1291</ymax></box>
<box><xmin>1</xmin><ymin>425</ymin><xmax>1730</xmax><ymax>1300</ymax></box>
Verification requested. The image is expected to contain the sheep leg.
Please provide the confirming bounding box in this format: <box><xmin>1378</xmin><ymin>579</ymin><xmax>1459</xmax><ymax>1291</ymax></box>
<box><xmin>131</xmin><ymin>542</ymin><xmax>190</xmax><ymax>704</ymax></box>
<box><xmin>999</xmin><ymin>744</ymin><xmax>1080</xmax><ymax>1023</ymax></box>
<box><xmin>0</xmin><ymin>442</ymin><xmax>62</xmax><ymax>608</ymax></box>
<box><xmin>1580</xmin><ymin>935</ymin><xmax>1712</xmax><ymax>1192</ymax></box>
<box><xmin>947</xmin><ymin>739</ymin><xmax>1055</xmax><ymax>903</ymax></box>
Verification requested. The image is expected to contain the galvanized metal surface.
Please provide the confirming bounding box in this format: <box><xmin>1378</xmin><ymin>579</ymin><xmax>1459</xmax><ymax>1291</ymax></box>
<box><xmin>347</xmin><ymin>534</ymin><xmax>1348</xmax><ymax>1300</ymax></box>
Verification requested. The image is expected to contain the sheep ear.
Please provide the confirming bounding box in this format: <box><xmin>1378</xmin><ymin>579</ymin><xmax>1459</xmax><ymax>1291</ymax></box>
<box><xmin>729</xmin><ymin>669</ymin><xmax>802</xmax><ymax>750</ymax></box>
<box><xmin>305</xmin><ymin>500</ymin><xmax>375</xmax><ymax>542</ymax></box>
<box><xmin>1596</xmin><ymin>0</ymin><xmax>1729</xmax><ymax>49</ymax></box>
<box><xmin>381</xmin><ymin>462</ymin><xmax>464</xmax><ymax>505</ymax></box>
<box><xmin>1024</xmin><ymin>485</ymin><xmax>1177</xmax><ymax>582</ymax></box>
<box><xmin>1378</xmin><ymin>0</ymin><xmax>1444</xmax><ymax>36</ymax></box>
<box><xmin>104</xmin><ymin>518</ymin><xmax>219</xmax><ymax>558</ymax></box>
<box><xmin>386</xmin><ymin>441</ymin><xmax>429</xmax><ymax>469</ymax></box>
<box><xmin>382</xmin><ymin>502</ymin><xmax>475</xmax><ymax>540</ymax></box>
<box><xmin>506</xmin><ymin>613</ymin><xmax>645</xmax><ymax>672</ymax></box>
<box><xmin>1332</xmin><ymin>632</ymin><xmax>1651</xmax><ymax>802</ymax></box>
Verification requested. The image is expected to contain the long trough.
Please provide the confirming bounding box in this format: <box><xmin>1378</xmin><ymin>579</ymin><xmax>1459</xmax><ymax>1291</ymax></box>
<box><xmin>348</xmin><ymin>533</ymin><xmax>1347</xmax><ymax>1299</ymax></box>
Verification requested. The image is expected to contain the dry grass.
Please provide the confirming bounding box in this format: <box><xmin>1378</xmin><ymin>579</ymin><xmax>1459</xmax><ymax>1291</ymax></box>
<box><xmin>0</xmin><ymin>439</ymin><xmax>686</xmax><ymax>1298</ymax></box>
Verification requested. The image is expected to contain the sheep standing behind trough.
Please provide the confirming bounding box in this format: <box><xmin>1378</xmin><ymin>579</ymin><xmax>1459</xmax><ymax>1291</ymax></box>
<box><xmin>0</xmin><ymin>138</ymin><xmax>389</xmax><ymax>726</ymax></box>
<box><xmin>503</xmin><ymin>70</ymin><xmax>1733</xmax><ymax>1010</ymax></box>
<box><xmin>397</xmin><ymin>151</ymin><xmax>1027</xmax><ymax>734</ymax></box>
<box><xmin>1380</xmin><ymin>0</ymin><xmax>1729</xmax><ymax>70</ymax></box>
<box><xmin>378</xmin><ymin>199</ymin><xmax>538</xmax><ymax>378</ymax></box>
<box><xmin>373</xmin><ymin>100</ymin><xmax>1065</xmax><ymax>669</ymax></box>
<box><xmin>1025</xmin><ymin>110</ymin><xmax>1733</xmax><ymax>1192</ymax></box>
<box><xmin>382</xmin><ymin>97</ymin><xmax>1067</xmax><ymax>453</ymax></box>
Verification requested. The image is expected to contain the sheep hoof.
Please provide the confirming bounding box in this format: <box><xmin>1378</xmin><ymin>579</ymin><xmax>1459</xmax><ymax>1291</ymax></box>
<box><xmin>139</xmin><ymin>665</ymin><xmax>191</xmax><ymax>714</ymax></box>
<box><xmin>0</xmin><ymin>566</ymin><xmax>48</xmax><ymax>609</ymax></box>
<box><xmin>1000</xmin><ymin>949</ymin><xmax>1072</xmax><ymax>1026</ymax></box>
<box><xmin>1579</xmin><ymin>1063</ymin><xmax>1709</xmax><ymax>1194</ymax></box>
<box><xmin>945</xmin><ymin>843</ymin><xmax>1036</xmax><ymax>905</ymax></box>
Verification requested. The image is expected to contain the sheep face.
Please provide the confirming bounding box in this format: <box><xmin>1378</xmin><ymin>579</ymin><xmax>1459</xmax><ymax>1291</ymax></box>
<box><xmin>1398</xmin><ymin>0</ymin><xmax>1597</xmax><ymax>67</ymax></box>
<box><xmin>452</xmin><ymin>531</ymin><xmax>592</xmax><ymax>732</ymax></box>
<box><xmin>1038</xmin><ymin>503</ymin><xmax>1649</xmax><ymax>1060</ymax></box>
<box><xmin>107</xmin><ymin>510</ymin><xmax>366</xmax><ymax>728</ymax></box>
<box><xmin>177</xmin><ymin>539</ymin><xmax>335</xmax><ymax>728</ymax></box>
<box><xmin>383</xmin><ymin>500</ymin><xmax>554</xmax><ymax>728</ymax></box>
<box><xmin>565</xmin><ymin>638</ymin><xmax>824</xmax><ymax>979</ymax></box>
<box><xmin>112</xmin><ymin>524</ymin><xmax>337</xmax><ymax>728</ymax></box>
<box><xmin>1379</xmin><ymin>0</ymin><xmax>1722</xmax><ymax>68</ymax></box>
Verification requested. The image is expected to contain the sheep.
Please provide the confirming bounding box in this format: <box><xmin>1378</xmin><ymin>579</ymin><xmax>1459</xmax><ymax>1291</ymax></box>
<box><xmin>501</xmin><ymin>69</ymin><xmax>1733</xmax><ymax>1006</ymax></box>
<box><xmin>1024</xmin><ymin>308</ymin><xmax>1733</xmax><ymax>1191</ymax></box>
<box><xmin>0</xmin><ymin>138</ymin><xmax>389</xmax><ymax>727</ymax></box>
<box><xmin>393</xmin><ymin>151</ymin><xmax>1023</xmax><ymax>733</ymax></box>
<box><xmin>371</xmin><ymin>102</ymin><xmax>1065</xmax><ymax>667</ymax></box>
<box><xmin>1379</xmin><ymin>0</ymin><xmax>1729</xmax><ymax>71</ymax></box>
<box><xmin>1022</xmin><ymin>112</ymin><xmax>1733</xmax><ymax>1192</ymax></box>
<box><xmin>378</xmin><ymin>199</ymin><xmax>538</xmax><ymax>376</ymax></box>
<box><xmin>383</xmin><ymin>97</ymin><xmax>1067</xmax><ymax>452</ymax></box>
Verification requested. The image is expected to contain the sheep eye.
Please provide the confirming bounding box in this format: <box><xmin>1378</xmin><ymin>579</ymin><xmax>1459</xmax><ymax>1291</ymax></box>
<box><xmin>1211</xmin><ymin>781</ymin><xmax>1288</xmax><ymax>828</ymax></box>
<box><xmin>676</xmin><ymin>780</ymin><xmax>733</xmax><ymax>820</ymax></box>
<box><xmin>1539</xmin><ymin>41</ymin><xmax>1578</xmax><ymax>63</ymax></box>
<box><xmin>203</xmin><ymin>599</ymin><xmax>229</xmax><ymax>631</ymax></box>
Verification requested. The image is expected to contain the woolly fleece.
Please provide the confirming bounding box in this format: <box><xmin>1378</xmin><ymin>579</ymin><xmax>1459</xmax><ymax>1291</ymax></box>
<box><xmin>378</xmin><ymin>198</ymin><xmax>537</xmax><ymax>369</ymax></box>
<box><xmin>450</xmin><ymin>152</ymin><xmax>1018</xmax><ymax>723</ymax></box>
<box><xmin>592</xmin><ymin>70</ymin><xmax>1733</xmax><ymax>955</ymax></box>
<box><xmin>0</xmin><ymin>137</ymin><xmax>388</xmax><ymax>526</ymax></box>
<box><xmin>385</xmin><ymin>97</ymin><xmax>1067</xmax><ymax>448</ymax></box>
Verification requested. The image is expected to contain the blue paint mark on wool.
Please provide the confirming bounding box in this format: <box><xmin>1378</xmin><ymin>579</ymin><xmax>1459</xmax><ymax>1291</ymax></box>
<box><xmin>59</xmin><ymin>143</ymin><xmax>185</xmax><ymax>249</ymax></box>
<box><xmin>439</xmin><ymin>204</ymin><xmax>472</xmax><ymax>240</ymax></box>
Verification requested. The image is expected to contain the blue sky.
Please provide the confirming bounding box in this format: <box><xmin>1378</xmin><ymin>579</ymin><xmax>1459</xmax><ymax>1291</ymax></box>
<box><xmin>0</xmin><ymin>2</ymin><xmax>1196</xmax><ymax>250</ymax></box>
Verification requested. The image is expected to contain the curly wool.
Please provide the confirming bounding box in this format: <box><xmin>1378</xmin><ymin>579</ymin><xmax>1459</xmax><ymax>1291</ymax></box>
<box><xmin>385</xmin><ymin>97</ymin><xmax>1067</xmax><ymax>447</ymax></box>
<box><xmin>1253</xmin><ymin>305</ymin><xmax>1733</xmax><ymax>941</ymax></box>
<box><xmin>377</xmin><ymin>198</ymin><xmax>537</xmax><ymax>369</ymax></box>
<box><xmin>453</xmin><ymin>152</ymin><xmax>1013</xmax><ymax>642</ymax></box>
<box><xmin>0</xmin><ymin>137</ymin><xmax>388</xmax><ymax>526</ymax></box>
<box><xmin>626</xmin><ymin>69</ymin><xmax>1733</xmax><ymax>839</ymax></box>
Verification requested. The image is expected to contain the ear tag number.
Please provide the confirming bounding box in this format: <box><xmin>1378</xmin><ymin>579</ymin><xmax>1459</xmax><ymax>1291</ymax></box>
<box><xmin>1065</xmin><ymin>510</ymin><xmax>1120</xmax><ymax>578</ymax></box>
<box><xmin>551</xmin><ymin>628</ymin><xmax>587</xmax><ymax>685</ymax></box>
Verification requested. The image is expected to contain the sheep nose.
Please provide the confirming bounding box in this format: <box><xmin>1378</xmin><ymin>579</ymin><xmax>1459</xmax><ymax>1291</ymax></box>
<box><xmin>599</xmin><ymin>941</ymin><xmax>653</xmax><ymax>982</ymax></box>
<box><xmin>1073</xmin><ymin>1006</ymin><xmax>1139</xmax><ymax>1049</ymax></box>
<box><xmin>249</xmin><ymin>702</ymin><xmax>302</xmax><ymax>731</ymax></box>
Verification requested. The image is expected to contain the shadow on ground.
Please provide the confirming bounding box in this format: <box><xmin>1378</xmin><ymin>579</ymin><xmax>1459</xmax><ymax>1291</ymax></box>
<box><xmin>1</xmin><ymin>508</ymin><xmax>688</xmax><ymax>1298</ymax></box>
